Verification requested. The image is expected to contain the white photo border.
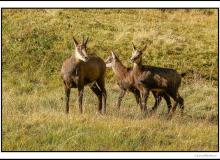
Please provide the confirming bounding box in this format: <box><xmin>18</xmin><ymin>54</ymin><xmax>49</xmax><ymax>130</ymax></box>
<box><xmin>0</xmin><ymin>1</ymin><xmax>219</xmax><ymax>159</ymax></box>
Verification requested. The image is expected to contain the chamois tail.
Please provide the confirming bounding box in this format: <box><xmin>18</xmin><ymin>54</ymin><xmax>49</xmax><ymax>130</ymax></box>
<box><xmin>180</xmin><ymin>72</ymin><xmax>186</xmax><ymax>77</ymax></box>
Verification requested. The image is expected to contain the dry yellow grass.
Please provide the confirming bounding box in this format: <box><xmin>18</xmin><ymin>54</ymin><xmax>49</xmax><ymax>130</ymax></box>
<box><xmin>2</xmin><ymin>80</ymin><xmax>218</xmax><ymax>151</ymax></box>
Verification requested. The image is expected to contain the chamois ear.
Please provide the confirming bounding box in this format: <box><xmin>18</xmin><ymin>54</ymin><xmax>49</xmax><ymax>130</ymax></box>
<box><xmin>132</xmin><ymin>42</ymin><xmax>136</xmax><ymax>51</ymax></box>
<box><xmin>84</xmin><ymin>37</ymin><xmax>89</xmax><ymax>46</ymax></box>
<box><xmin>141</xmin><ymin>44</ymin><xmax>147</xmax><ymax>52</ymax></box>
<box><xmin>111</xmin><ymin>51</ymin><xmax>116</xmax><ymax>59</ymax></box>
<box><xmin>73</xmin><ymin>36</ymin><xmax>78</xmax><ymax>47</ymax></box>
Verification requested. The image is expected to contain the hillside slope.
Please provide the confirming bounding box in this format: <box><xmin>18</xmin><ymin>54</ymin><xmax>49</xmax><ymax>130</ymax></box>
<box><xmin>2</xmin><ymin>9</ymin><xmax>218</xmax><ymax>85</ymax></box>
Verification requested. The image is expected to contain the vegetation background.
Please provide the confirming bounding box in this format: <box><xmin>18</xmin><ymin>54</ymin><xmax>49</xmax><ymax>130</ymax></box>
<box><xmin>2</xmin><ymin>9</ymin><xmax>218</xmax><ymax>151</ymax></box>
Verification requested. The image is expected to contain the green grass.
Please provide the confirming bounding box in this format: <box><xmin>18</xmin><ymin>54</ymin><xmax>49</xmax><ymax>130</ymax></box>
<box><xmin>2</xmin><ymin>9</ymin><xmax>218</xmax><ymax>151</ymax></box>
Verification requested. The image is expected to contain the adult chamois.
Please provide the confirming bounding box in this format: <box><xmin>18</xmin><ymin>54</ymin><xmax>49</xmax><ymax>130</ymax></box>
<box><xmin>130</xmin><ymin>43</ymin><xmax>185</xmax><ymax>116</ymax></box>
<box><xmin>60</xmin><ymin>36</ymin><xmax>107</xmax><ymax>114</ymax></box>
<box><xmin>105</xmin><ymin>51</ymin><xmax>172</xmax><ymax>112</ymax></box>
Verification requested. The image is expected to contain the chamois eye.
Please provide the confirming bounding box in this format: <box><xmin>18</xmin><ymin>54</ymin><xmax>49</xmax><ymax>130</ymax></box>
<box><xmin>133</xmin><ymin>55</ymin><xmax>139</xmax><ymax>60</ymax></box>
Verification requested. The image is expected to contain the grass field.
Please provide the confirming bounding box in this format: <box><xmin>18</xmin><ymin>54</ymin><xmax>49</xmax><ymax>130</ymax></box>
<box><xmin>2</xmin><ymin>9</ymin><xmax>218</xmax><ymax>151</ymax></box>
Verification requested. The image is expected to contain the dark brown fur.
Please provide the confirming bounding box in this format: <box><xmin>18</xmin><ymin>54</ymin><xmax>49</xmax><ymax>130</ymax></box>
<box><xmin>60</xmin><ymin>38</ymin><xmax>107</xmax><ymax>114</ymax></box>
<box><xmin>131</xmin><ymin>44</ymin><xmax>184</xmax><ymax>116</ymax></box>
<box><xmin>106</xmin><ymin>52</ymin><xmax>172</xmax><ymax>113</ymax></box>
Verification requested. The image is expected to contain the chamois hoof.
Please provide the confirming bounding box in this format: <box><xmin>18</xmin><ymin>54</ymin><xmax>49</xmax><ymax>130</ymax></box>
<box><xmin>149</xmin><ymin>112</ymin><xmax>157</xmax><ymax>118</ymax></box>
<box><xmin>102</xmin><ymin>110</ymin><xmax>106</xmax><ymax>115</ymax></box>
<box><xmin>140</xmin><ymin>111</ymin><xmax>148</xmax><ymax>118</ymax></box>
<box><xmin>95</xmin><ymin>111</ymin><xmax>102</xmax><ymax>116</ymax></box>
<box><xmin>167</xmin><ymin>113</ymin><xmax>173</xmax><ymax>120</ymax></box>
<box><xmin>180</xmin><ymin>110</ymin><xmax>184</xmax><ymax>117</ymax></box>
<box><xmin>149</xmin><ymin>109</ymin><xmax>156</xmax><ymax>116</ymax></box>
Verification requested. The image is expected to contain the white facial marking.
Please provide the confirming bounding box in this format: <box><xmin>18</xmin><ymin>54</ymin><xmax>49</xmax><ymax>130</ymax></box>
<box><xmin>131</xmin><ymin>51</ymin><xmax>140</xmax><ymax>61</ymax></box>
<box><xmin>82</xmin><ymin>49</ymin><xmax>88</xmax><ymax>57</ymax></box>
<box><xmin>76</xmin><ymin>50</ymin><xmax>87</xmax><ymax>62</ymax></box>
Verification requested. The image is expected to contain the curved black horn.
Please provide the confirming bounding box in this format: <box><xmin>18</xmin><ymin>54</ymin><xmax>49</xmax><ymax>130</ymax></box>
<box><xmin>141</xmin><ymin>44</ymin><xmax>147</xmax><ymax>52</ymax></box>
<box><xmin>82</xmin><ymin>35</ymin><xmax>85</xmax><ymax>44</ymax></box>
<box><xmin>73</xmin><ymin>36</ymin><xmax>78</xmax><ymax>47</ymax></box>
<box><xmin>132</xmin><ymin>42</ymin><xmax>136</xmax><ymax>50</ymax></box>
<box><xmin>84</xmin><ymin>37</ymin><xmax>89</xmax><ymax>46</ymax></box>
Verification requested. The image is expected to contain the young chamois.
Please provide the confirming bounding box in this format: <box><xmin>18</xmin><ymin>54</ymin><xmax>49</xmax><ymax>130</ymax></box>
<box><xmin>60</xmin><ymin>36</ymin><xmax>107</xmax><ymax>114</ymax></box>
<box><xmin>105</xmin><ymin>51</ymin><xmax>140</xmax><ymax>109</ymax></box>
<box><xmin>130</xmin><ymin>43</ymin><xmax>185</xmax><ymax>116</ymax></box>
<box><xmin>105</xmin><ymin>51</ymin><xmax>172</xmax><ymax>112</ymax></box>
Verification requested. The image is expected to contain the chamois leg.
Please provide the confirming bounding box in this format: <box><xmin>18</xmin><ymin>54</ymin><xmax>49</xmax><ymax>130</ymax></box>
<box><xmin>77</xmin><ymin>86</ymin><xmax>84</xmax><ymax>114</ymax></box>
<box><xmin>65</xmin><ymin>86</ymin><xmax>71</xmax><ymax>114</ymax></box>
<box><xmin>169</xmin><ymin>92</ymin><xmax>184</xmax><ymax>117</ymax></box>
<box><xmin>140</xmin><ymin>88</ymin><xmax>150</xmax><ymax>115</ymax></box>
<box><xmin>134</xmin><ymin>92</ymin><xmax>141</xmax><ymax>106</ymax></box>
<box><xmin>177</xmin><ymin>94</ymin><xmax>184</xmax><ymax>116</ymax></box>
<box><xmin>89</xmin><ymin>83</ymin><xmax>102</xmax><ymax>113</ymax></box>
<box><xmin>168</xmin><ymin>92</ymin><xmax>179</xmax><ymax>117</ymax></box>
<box><xmin>151</xmin><ymin>91</ymin><xmax>162</xmax><ymax>113</ymax></box>
<box><xmin>130</xmin><ymin>88</ymin><xmax>140</xmax><ymax>106</ymax></box>
<box><xmin>97</xmin><ymin>78</ymin><xmax>107</xmax><ymax>114</ymax></box>
<box><xmin>171</xmin><ymin>101</ymin><xmax>178</xmax><ymax>115</ymax></box>
<box><xmin>163</xmin><ymin>94</ymin><xmax>172</xmax><ymax>114</ymax></box>
<box><xmin>117</xmin><ymin>89</ymin><xmax>126</xmax><ymax>110</ymax></box>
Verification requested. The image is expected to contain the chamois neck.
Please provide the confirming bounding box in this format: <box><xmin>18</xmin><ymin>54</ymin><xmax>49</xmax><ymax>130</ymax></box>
<box><xmin>73</xmin><ymin>50</ymin><xmax>81</xmax><ymax>60</ymax></box>
<box><xmin>138</xmin><ymin>57</ymin><xmax>143</xmax><ymax>66</ymax></box>
<box><xmin>133</xmin><ymin>58</ymin><xmax>142</xmax><ymax>70</ymax></box>
<box><xmin>112</xmin><ymin>59</ymin><xmax>128</xmax><ymax>79</ymax></box>
<box><xmin>71</xmin><ymin>53</ymin><xmax>81</xmax><ymax>63</ymax></box>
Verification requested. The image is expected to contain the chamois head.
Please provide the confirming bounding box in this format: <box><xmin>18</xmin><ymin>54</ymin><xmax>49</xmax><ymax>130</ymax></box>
<box><xmin>73</xmin><ymin>36</ymin><xmax>89</xmax><ymax>62</ymax></box>
<box><xmin>130</xmin><ymin>42</ymin><xmax>147</xmax><ymax>64</ymax></box>
<box><xmin>105</xmin><ymin>51</ymin><xmax>118</xmax><ymax>68</ymax></box>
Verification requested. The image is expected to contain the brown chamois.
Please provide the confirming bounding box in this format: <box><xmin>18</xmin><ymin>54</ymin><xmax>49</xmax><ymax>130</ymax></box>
<box><xmin>60</xmin><ymin>36</ymin><xmax>107</xmax><ymax>114</ymax></box>
<box><xmin>130</xmin><ymin>43</ymin><xmax>185</xmax><ymax>116</ymax></box>
<box><xmin>105</xmin><ymin>51</ymin><xmax>172</xmax><ymax>113</ymax></box>
<box><xmin>105</xmin><ymin>51</ymin><xmax>140</xmax><ymax>109</ymax></box>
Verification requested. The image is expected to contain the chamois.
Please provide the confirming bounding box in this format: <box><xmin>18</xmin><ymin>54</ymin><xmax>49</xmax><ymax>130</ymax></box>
<box><xmin>105</xmin><ymin>51</ymin><xmax>140</xmax><ymax>109</ymax></box>
<box><xmin>60</xmin><ymin>36</ymin><xmax>107</xmax><ymax>114</ymax></box>
<box><xmin>130</xmin><ymin>43</ymin><xmax>185</xmax><ymax>116</ymax></box>
<box><xmin>105</xmin><ymin>51</ymin><xmax>172</xmax><ymax>112</ymax></box>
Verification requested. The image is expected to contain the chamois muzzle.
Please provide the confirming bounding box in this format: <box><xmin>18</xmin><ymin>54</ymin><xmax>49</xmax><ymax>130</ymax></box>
<box><xmin>84</xmin><ymin>56</ymin><xmax>89</xmax><ymax>62</ymax></box>
<box><xmin>130</xmin><ymin>57</ymin><xmax>135</xmax><ymax>62</ymax></box>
